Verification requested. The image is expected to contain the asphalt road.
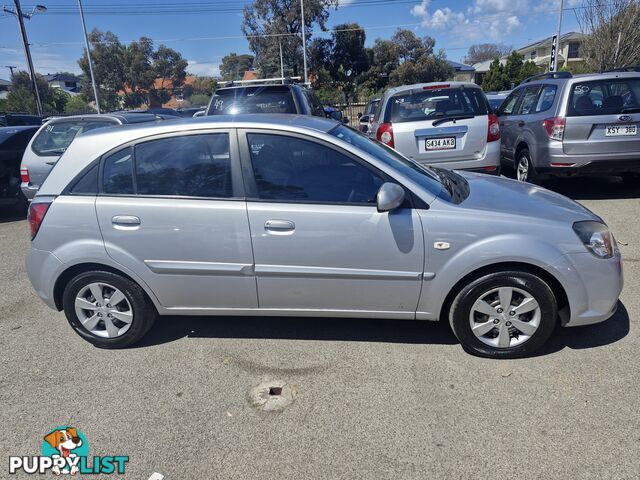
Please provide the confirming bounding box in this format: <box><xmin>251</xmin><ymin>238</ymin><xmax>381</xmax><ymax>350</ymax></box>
<box><xmin>1</xmin><ymin>176</ymin><xmax>639</xmax><ymax>479</ymax></box>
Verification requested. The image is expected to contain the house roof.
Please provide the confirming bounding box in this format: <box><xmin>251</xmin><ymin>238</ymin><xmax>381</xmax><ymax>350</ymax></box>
<box><xmin>447</xmin><ymin>60</ymin><xmax>475</xmax><ymax>72</ymax></box>
<box><xmin>0</xmin><ymin>78</ymin><xmax>10</xmax><ymax>87</ymax></box>
<box><xmin>518</xmin><ymin>32</ymin><xmax>585</xmax><ymax>52</ymax></box>
<box><xmin>242</xmin><ymin>70</ymin><xmax>258</xmax><ymax>81</ymax></box>
<box><xmin>471</xmin><ymin>58</ymin><xmax>506</xmax><ymax>73</ymax></box>
<box><xmin>44</xmin><ymin>73</ymin><xmax>81</xmax><ymax>83</ymax></box>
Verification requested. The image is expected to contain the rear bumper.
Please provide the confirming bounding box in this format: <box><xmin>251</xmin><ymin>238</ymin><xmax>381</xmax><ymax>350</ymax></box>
<box><xmin>415</xmin><ymin>139</ymin><xmax>501</xmax><ymax>172</ymax></box>
<box><xmin>536</xmin><ymin>142</ymin><xmax>640</xmax><ymax>176</ymax></box>
<box><xmin>20</xmin><ymin>182</ymin><xmax>38</xmax><ymax>200</ymax></box>
<box><xmin>26</xmin><ymin>247</ymin><xmax>63</xmax><ymax>310</ymax></box>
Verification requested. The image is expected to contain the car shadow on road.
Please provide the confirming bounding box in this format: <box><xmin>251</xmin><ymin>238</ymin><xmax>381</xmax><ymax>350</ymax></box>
<box><xmin>541</xmin><ymin>176</ymin><xmax>640</xmax><ymax>200</ymax></box>
<box><xmin>135</xmin><ymin>301</ymin><xmax>630</xmax><ymax>357</ymax></box>
<box><xmin>0</xmin><ymin>210</ymin><xmax>26</xmax><ymax>224</ymax></box>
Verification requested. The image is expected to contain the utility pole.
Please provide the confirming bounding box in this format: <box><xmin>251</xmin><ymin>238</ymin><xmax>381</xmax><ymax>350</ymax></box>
<box><xmin>3</xmin><ymin>1</ymin><xmax>46</xmax><ymax>115</ymax></box>
<box><xmin>77</xmin><ymin>0</ymin><xmax>101</xmax><ymax>113</ymax></box>
<box><xmin>5</xmin><ymin>65</ymin><xmax>18</xmax><ymax>77</ymax></box>
<box><xmin>552</xmin><ymin>0</ymin><xmax>564</xmax><ymax>72</ymax></box>
<box><xmin>300</xmin><ymin>0</ymin><xmax>308</xmax><ymax>85</ymax></box>
<box><xmin>279</xmin><ymin>37</ymin><xmax>285</xmax><ymax>84</ymax></box>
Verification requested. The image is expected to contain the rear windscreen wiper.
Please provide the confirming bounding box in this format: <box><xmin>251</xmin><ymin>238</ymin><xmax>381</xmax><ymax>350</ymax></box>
<box><xmin>621</xmin><ymin>107</ymin><xmax>640</xmax><ymax>114</ymax></box>
<box><xmin>432</xmin><ymin>115</ymin><xmax>474</xmax><ymax>127</ymax></box>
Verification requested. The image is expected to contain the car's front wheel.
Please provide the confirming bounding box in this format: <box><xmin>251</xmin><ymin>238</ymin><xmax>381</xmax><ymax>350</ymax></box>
<box><xmin>449</xmin><ymin>271</ymin><xmax>557</xmax><ymax>358</ymax></box>
<box><xmin>62</xmin><ymin>270</ymin><xmax>157</xmax><ymax>348</ymax></box>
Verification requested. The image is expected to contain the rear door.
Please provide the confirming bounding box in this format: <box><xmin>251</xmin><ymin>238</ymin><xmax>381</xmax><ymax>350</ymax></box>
<box><xmin>95</xmin><ymin>130</ymin><xmax>258</xmax><ymax>310</ymax></box>
<box><xmin>563</xmin><ymin>77</ymin><xmax>640</xmax><ymax>155</ymax></box>
<box><xmin>388</xmin><ymin>86</ymin><xmax>490</xmax><ymax>166</ymax></box>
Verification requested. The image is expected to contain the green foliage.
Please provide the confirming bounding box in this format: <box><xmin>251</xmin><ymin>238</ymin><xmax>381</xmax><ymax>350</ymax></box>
<box><xmin>188</xmin><ymin>94</ymin><xmax>210</xmax><ymax>106</ymax></box>
<box><xmin>5</xmin><ymin>71</ymin><xmax>67</xmax><ymax>114</ymax></box>
<box><xmin>220</xmin><ymin>54</ymin><xmax>254</xmax><ymax>81</ymax></box>
<box><xmin>242</xmin><ymin>0</ymin><xmax>339</xmax><ymax>77</ymax></box>
<box><xmin>482</xmin><ymin>52</ymin><xmax>542</xmax><ymax>91</ymax></box>
<box><xmin>481</xmin><ymin>58</ymin><xmax>507</xmax><ymax>92</ymax></box>
<box><xmin>64</xmin><ymin>95</ymin><xmax>93</xmax><ymax>114</ymax></box>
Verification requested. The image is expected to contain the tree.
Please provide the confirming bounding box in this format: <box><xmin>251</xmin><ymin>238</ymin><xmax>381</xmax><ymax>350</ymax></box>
<box><xmin>242</xmin><ymin>0</ymin><xmax>338</xmax><ymax>78</ymax></box>
<box><xmin>5</xmin><ymin>71</ymin><xmax>64</xmax><ymax>114</ymax></box>
<box><xmin>577</xmin><ymin>0</ymin><xmax>640</xmax><ymax>71</ymax></box>
<box><xmin>78</xmin><ymin>29</ymin><xmax>126</xmax><ymax>111</ymax></box>
<box><xmin>482</xmin><ymin>58</ymin><xmax>508</xmax><ymax>91</ymax></box>
<box><xmin>220</xmin><ymin>53</ymin><xmax>255</xmax><ymax>80</ymax></box>
<box><xmin>122</xmin><ymin>37</ymin><xmax>156</xmax><ymax>108</ymax></box>
<box><xmin>465</xmin><ymin>43</ymin><xmax>512</xmax><ymax>64</ymax></box>
<box><xmin>327</xmin><ymin>23</ymin><xmax>369</xmax><ymax>101</ymax></box>
<box><xmin>151</xmin><ymin>45</ymin><xmax>188</xmax><ymax>105</ymax></box>
<box><xmin>481</xmin><ymin>53</ymin><xmax>540</xmax><ymax>91</ymax></box>
<box><xmin>386</xmin><ymin>30</ymin><xmax>452</xmax><ymax>87</ymax></box>
<box><xmin>64</xmin><ymin>95</ymin><xmax>93</xmax><ymax>114</ymax></box>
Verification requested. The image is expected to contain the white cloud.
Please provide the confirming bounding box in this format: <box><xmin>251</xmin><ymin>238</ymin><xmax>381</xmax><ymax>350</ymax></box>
<box><xmin>411</xmin><ymin>0</ymin><xmax>526</xmax><ymax>41</ymax></box>
<box><xmin>187</xmin><ymin>60</ymin><xmax>220</xmax><ymax>77</ymax></box>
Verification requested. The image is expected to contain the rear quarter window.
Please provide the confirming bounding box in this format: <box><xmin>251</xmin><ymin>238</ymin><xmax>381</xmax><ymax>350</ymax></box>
<box><xmin>386</xmin><ymin>87</ymin><xmax>488</xmax><ymax>123</ymax></box>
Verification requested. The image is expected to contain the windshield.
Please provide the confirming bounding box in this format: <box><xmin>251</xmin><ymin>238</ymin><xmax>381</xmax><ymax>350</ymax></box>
<box><xmin>32</xmin><ymin>120</ymin><xmax>115</xmax><ymax>156</ymax></box>
<box><xmin>329</xmin><ymin>124</ymin><xmax>452</xmax><ymax>201</ymax></box>
<box><xmin>568</xmin><ymin>77</ymin><xmax>640</xmax><ymax>116</ymax></box>
<box><xmin>386</xmin><ymin>86</ymin><xmax>488</xmax><ymax>123</ymax></box>
<box><xmin>207</xmin><ymin>87</ymin><xmax>296</xmax><ymax>115</ymax></box>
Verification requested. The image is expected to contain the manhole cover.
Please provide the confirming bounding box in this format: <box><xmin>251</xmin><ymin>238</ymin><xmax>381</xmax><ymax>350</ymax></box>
<box><xmin>248</xmin><ymin>381</ymin><xmax>297</xmax><ymax>411</ymax></box>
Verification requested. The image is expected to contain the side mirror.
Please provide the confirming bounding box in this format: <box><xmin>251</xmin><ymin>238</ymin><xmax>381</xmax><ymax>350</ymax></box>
<box><xmin>330</xmin><ymin>110</ymin><xmax>342</xmax><ymax>121</ymax></box>
<box><xmin>359</xmin><ymin>115</ymin><xmax>370</xmax><ymax>123</ymax></box>
<box><xmin>376</xmin><ymin>182</ymin><xmax>405</xmax><ymax>213</ymax></box>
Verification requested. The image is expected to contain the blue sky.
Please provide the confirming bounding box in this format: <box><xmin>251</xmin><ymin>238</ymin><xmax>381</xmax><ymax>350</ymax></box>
<box><xmin>0</xmin><ymin>0</ymin><xmax>582</xmax><ymax>80</ymax></box>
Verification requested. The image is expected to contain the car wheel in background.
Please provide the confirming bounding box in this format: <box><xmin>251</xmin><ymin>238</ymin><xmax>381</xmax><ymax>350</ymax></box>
<box><xmin>62</xmin><ymin>270</ymin><xmax>157</xmax><ymax>348</ymax></box>
<box><xmin>514</xmin><ymin>148</ymin><xmax>537</xmax><ymax>183</ymax></box>
<box><xmin>448</xmin><ymin>271</ymin><xmax>557</xmax><ymax>359</ymax></box>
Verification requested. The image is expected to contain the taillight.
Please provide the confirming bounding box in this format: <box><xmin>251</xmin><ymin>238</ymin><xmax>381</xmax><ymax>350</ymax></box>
<box><xmin>543</xmin><ymin>116</ymin><xmax>565</xmax><ymax>141</ymax></box>
<box><xmin>376</xmin><ymin>122</ymin><xmax>394</xmax><ymax>148</ymax></box>
<box><xmin>20</xmin><ymin>167</ymin><xmax>30</xmax><ymax>183</ymax></box>
<box><xmin>28</xmin><ymin>201</ymin><xmax>51</xmax><ymax>240</ymax></box>
<box><xmin>487</xmin><ymin>114</ymin><xmax>500</xmax><ymax>142</ymax></box>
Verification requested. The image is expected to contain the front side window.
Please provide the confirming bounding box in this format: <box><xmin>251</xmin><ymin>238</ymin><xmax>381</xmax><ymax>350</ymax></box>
<box><xmin>568</xmin><ymin>78</ymin><xmax>640</xmax><ymax>116</ymax></box>
<box><xmin>135</xmin><ymin>134</ymin><xmax>232</xmax><ymax>197</ymax></box>
<box><xmin>32</xmin><ymin>120</ymin><xmax>115</xmax><ymax>156</ymax></box>
<box><xmin>247</xmin><ymin>133</ymin><xmax>384</xmax><ymax>204</ymax></box>
<box><xmin>516</xmin><ymin>86</ymin><xmax>541</xmax><ymax>115</ymax></box>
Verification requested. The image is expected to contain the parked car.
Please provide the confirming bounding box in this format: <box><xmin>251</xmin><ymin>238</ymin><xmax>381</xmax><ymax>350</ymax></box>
<box><xmin>0</xmin><ymin>113</ymin><xmax>42</xmax><ymax>127</ymax></box>
<box><xmin>26</xmin><ymin>115</ymin><xmax>622</xmax><ymax>358</ymax></box>
<box><xmin>175</xmin><ymin>107</ymin><xmax>205</xmax><ymax>118</ymax></box>
<box><xmin>20</xmin><ymin>112</ymin><xmax>160</xmax><ymax>200</ymax></box>
<box><xmin>485</xmin><ymin>91</ymin><xmax>511</xmax><ymax>111</ymax></box>
<box><xmin>0</xmin><ymin>126</ymin><xmax>38</xmax><ymax>213</ymax></box>
<box><xmin>205</xmin><ymin>83</ymin><xmax>325</xmax><ymax>117</ymax></box>
<box><xmin>358</xmin><ymin>98</ymin><xmax>380</xmax><ymax>133</ymax></box>
<box><xmin>323</xmin><ymin>105</ymin><xmax>349</xmax><ymax>124</ymax></box>
<box><xmin>371</xmin><ymin>82</ymin><xmax>500</xmax><ymax>174</ymax></box>
<box><xmin>497</xmin><ymin>71</ymin><xmax>640</xmax><ymax>184</ymax></box>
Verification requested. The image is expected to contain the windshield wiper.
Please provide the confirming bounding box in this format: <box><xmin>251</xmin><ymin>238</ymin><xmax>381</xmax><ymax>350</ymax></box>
<box><xmin>432</xmin><ymin>115</ymin><xmax>474</xmax><ymax>127</ymax></box>
<box><xmin>621</xmin><ymin>107</ymin><xmax>640</xmax><ymax>114</ymax></box>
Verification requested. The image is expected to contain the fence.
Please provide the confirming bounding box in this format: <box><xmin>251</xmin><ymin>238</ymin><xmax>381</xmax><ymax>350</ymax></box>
<box><xmin>330</xmin><ymin>102</ymin><xmax>368</xmax><ymax>126</ymax></box>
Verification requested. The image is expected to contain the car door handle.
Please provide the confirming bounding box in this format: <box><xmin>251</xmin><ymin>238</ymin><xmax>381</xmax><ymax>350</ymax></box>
<box><xmin>518</xmin><ymin>121</ymin><xmax>526</xmax><ymax>127</ymax></box>
<box><xmin>111</xmin><ymin>215</ymin><xmax>141</xmax><ymax>228</ymax></box>
<box><xmin>45</xmin><ymin>161</ymin><xmax>57</xmax><ymax>166</ymax></box>
<box><xmin>264</xmin><ymin>219</ymin><xmax>295</xmax><ymax>233</ymax></box>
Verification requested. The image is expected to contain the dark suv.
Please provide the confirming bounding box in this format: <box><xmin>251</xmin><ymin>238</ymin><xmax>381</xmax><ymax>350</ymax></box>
<box><xmin>497</xmin><ymin>71</ymin><xmax>640</xmax><ymax>184</ymax></box>
<box><xmin>205</xmin><ymin>84</ymin><xmax>326</xmax><ymax>117</ymax></box>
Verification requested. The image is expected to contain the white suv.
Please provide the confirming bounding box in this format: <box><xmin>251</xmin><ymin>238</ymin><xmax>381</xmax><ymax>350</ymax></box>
<box><xmin>370</xmin><ymin>82</ymin><xmax>500</xmax><ymax>174</ymax></box>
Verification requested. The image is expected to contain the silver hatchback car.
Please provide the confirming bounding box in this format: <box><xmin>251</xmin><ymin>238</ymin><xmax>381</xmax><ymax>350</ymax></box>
<box><xmin>26</xmin><ymin>115</ymin><xmax>622</xmax><ymax>358</ymax></box>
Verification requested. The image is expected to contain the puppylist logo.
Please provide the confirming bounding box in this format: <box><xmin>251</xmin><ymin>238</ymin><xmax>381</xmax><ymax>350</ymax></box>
<box><xmin>9</xmin><ymin>426</ymin><xmax>128</xmax><ymax>475</ymax></box>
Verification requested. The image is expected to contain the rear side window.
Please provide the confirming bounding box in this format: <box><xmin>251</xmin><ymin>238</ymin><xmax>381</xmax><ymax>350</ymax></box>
<box><xmin>135</xmin><ymin>134</ymin><xmax>232</xmax><ymax>198</ymax></box>
<box><xmin>304</xmin><ymin>90</ymin><xmax>325</xmax><ymax>116</ymax></box>
<box><xmin>103</xmin><ymin>148</ymin><xmax>134</xmax><ymax>194</ymax></box>
<box><xmin>498</xmin><ymin>89</ymin><xmax>522</xmax><ymax>115</ymax></box>
<box><xmin>69</xmin><ymin>164</ymin><xmax>99</xmax><ymax>195</ymax></box>
<box><xmin>535</xmin><ymin>85</ymin><xmax>557</xmax><ymax>113</ymax></box>
<box><xmin>247</xmin><ymin>133</ymin><xmax>384</xmax><ymax>204</ymax></box>
<box><xmin>207</xmin><ymin>87</ymin><xmax>296</xmax><ymax>115</ymax></box>
<box><xmin>386</xmin><ymin>87</ymin><xmax>488</xmax><ymax>123</ymax></box>
<box><xmin>568</xmin><ymin>77</ymin><xmax>640</xmax><ymax>116</ymax></box>
<box><xmin>32</xmin><ymin>120</ymin><xmax>115</xmax><ymax>156</ymax></box>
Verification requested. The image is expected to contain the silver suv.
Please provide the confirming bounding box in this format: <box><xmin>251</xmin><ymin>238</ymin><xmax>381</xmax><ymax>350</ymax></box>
<box><xmin>26</xmin><ymin>115</ymin><xmax>622</xmax><ymax>358</ymax></box>
<box><xmin>370</xmin><ymin>82</ymin><xmax>500</xmax><ymax>174</ymax></box>
<box><xmin>498</xmin><ymin>71</ymin><xmax>640</xmax><ymax>184</ymax></box>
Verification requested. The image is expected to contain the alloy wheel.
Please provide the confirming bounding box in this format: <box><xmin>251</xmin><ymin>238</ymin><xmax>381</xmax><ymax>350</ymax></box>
<box><xmin>74</xmin><ymin>282</ymin><xmax>133</xmax><ymax>338</ymax></box>
<box><xmin>516</xmin><ymin>156</ymin><xmax>529</xmax><ymax>182</ymax></box>
<box><xmin>468</xmin><ymin>286</ymin><xmax>541</xmax><ymax>349</ymax></box>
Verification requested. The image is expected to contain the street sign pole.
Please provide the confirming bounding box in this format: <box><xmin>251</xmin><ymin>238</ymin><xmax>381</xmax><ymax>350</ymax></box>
<box><xmin>300</xmin><ymin>0</ymin><xmax>308</xmax><ymax>85</ymax></box>
<box><xmin>551</xmin><ymin>0</ymin><xmax>564</xmax><ymax>72</ymax></box>
<box><xmin>77</xmin><ymin>0</ymin><xmax>101</xmax><ymax>113</ymax></box>
<box><xmin>549</xmin><ymin>35</ymin><xmax>558</xmax><ymax>72</ymax></box>
<box><xmin>12</xmin><ymin>0</ymin><xmax>43</xmax><ymax>116</ymax></box>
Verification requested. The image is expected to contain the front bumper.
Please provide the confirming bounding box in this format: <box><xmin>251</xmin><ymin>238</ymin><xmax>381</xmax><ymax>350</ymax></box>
<box><xmin>561</xmin><ymin>251</ymin><xmax>623</xmax><ymax>327</ymax></box>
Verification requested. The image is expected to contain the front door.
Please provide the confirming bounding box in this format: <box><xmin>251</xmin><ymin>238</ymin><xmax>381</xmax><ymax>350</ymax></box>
<box><xmin>239</xmin><ymin>130</ymin><xmax>424</xmax><ymax>317</ymax></box>
<box><xmin>96</xmin><ymin>131</ymin><xmax>257</xmax><ymax>309</ymax></box>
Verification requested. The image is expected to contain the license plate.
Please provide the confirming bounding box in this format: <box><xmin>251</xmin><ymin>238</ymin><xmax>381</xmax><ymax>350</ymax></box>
<box><xmin>605</xmin><ymin>125</ymin><xmax>637</xmax><ymax>136</ymax></box>
<box><xmin>426</xmin><ymin>137</ymin><xmax>456</xmax><ymax>150</ymax></box>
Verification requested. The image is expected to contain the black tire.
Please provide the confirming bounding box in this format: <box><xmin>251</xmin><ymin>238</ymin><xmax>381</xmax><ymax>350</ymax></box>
<box><xmin>448</xmin><ymin>271</ymin><xmax>557</xmax><ymax>359</ymax></box>
<box><xmin>62</xmin><ymin>270</ymin><xmax>157</xmax><ymax>348</ymax></box>
<box><xmin>621</xmin><ymin>173</ymin><xmax>640</xmax><ymax>188</ymax></box>
<box><xmin>514</xmin><ymin>148</ymin><xmax>537</xmax><ymax>183</ymax></box>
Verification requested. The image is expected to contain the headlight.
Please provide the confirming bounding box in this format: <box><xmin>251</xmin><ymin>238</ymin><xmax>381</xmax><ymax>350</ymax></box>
<box><xmin>573</xmin><ymin>221</ymin><xmax>614</xmax><ymax>258</ymax></box>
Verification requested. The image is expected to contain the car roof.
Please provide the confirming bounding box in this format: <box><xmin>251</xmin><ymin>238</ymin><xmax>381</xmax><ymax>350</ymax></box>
<box><xmin>519</xmin><ymin>71</ymin><xmax>640</xmax><ymax>87</ymax></box>
<box><xmin>384</xmin><ymin>82</ymin><xmax>481</xmax><ymax>97</ymax></box>
<box><xmin>215</xmin><ymin>84</ymin><xmax>298</xmax><ymax>93</ymax></box>
<box><xmin>44</xmin><ymin>112</ymin><xmax>159</xmax><ymax>124</ymax></box>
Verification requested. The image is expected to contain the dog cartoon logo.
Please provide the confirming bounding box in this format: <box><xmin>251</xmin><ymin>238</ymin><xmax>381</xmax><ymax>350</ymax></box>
<box><xmin>42</xmin><ymin>427</ymin><xmax>88</xmax><ymax>475</ymax></box>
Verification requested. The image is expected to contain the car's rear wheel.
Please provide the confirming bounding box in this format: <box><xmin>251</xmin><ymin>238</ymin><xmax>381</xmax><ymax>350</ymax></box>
<box><xmin>515</xmin><ymin>148</ymin><xmax>537</xmax><ymax>183</ymax></box>
<box><xmin>62</xmin><ymin>270</ymin><xmax>156</xmax><ymax>348</ymax></box>
<box><xmin>449</xmin><ymin>271</ymin><xmax>557</xmax><ymax>358</ymax></box>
